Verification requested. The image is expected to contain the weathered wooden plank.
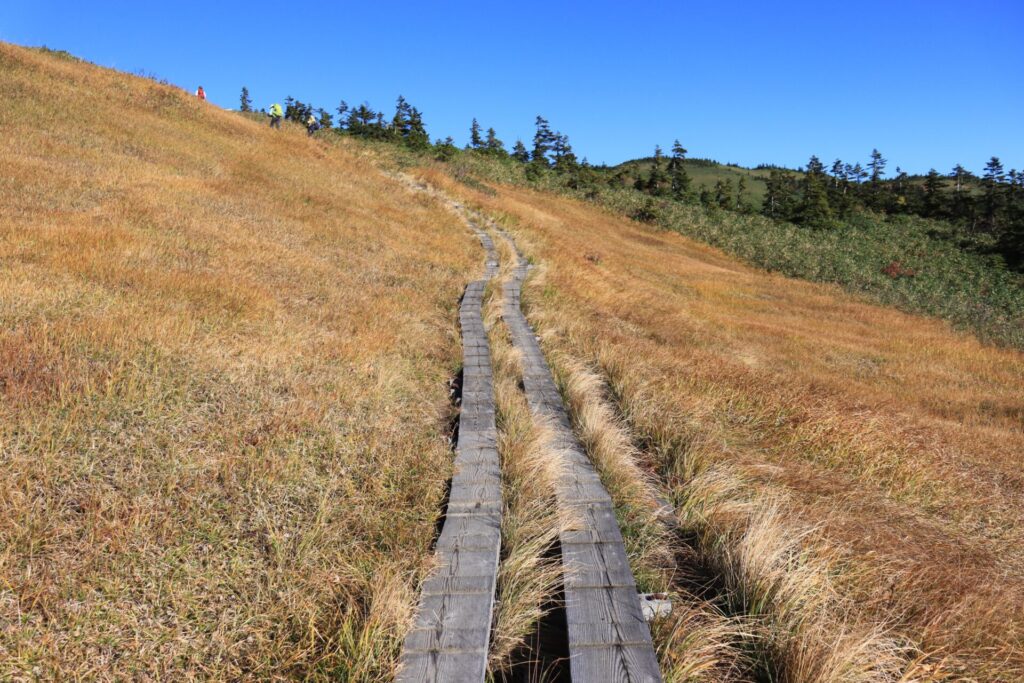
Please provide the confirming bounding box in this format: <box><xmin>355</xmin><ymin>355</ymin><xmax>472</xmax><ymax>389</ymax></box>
<box><xmin>564</xmin><ymin>586</ymin><xmax>648</xmax><ymax>627</ymax></box>
<box><xmin>561</xmin><ymin>540</ymin><xmax>635</xmax><ymax>577</ymax></box>
<box><xmin>419</xmin><ymin>573</ymin><xmax>496</xmax><ymax>596</ymax></box>
<box><xmin>397</xmin><ymin>222</ymin><xmax>503</xmax><ymax>683</ymax></box>
<box><xmin>397</xmin><ymin>651</ymin><xmax>490</xmax><ymax>683</ymax></box>
<box><xmin>569</xmin><ymin>644</ymin><xmax>663</xmax><ymax>683</ymax></box>
<box><xmin>568</xmin><ymin>621</ymin><xmax>654</xmax><ymax>647</ymax></box>
<box><xmin>404</xmin><ymin>627</ymin><xmax>496</xmax><ymax>653</ymax></box>
<box><xmin>414</xmin><ymin>592</ymin><xmax>496</xmax><ymax>631</ymax></box>
<box><xmin>499</xmin><ymin>235</ymin><xmax>662</xmax><ymax>682</ymax></box>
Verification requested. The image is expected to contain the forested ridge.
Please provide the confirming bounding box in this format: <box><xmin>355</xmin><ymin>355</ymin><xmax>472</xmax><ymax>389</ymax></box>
<box><xmin>238</xmin><ymin>81</ymin><xmax>1024</xmax><ymax>347</ymax></box>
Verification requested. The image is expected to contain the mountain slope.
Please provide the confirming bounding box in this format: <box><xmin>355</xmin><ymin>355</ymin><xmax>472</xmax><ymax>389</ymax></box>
<box><xmin>5</xmin><ymin>41</ymin><xmax>1024</xmax><ymax>681</ymax></box>
<box><xmin>0</xmin><ymin>43</ymin><xmax>477</xmax><ymax>679</ymax></box>
<box><xmin>417</xmin><ymin>168</ymin><xmax>1024</xmax><ymax>679</ymax></box>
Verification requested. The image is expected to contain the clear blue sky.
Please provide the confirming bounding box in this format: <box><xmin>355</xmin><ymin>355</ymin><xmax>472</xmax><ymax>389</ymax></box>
<box><xmin>3</xmin><ymin>1</ymin><xmax>1021</xmax><ymax>174</ymax></box>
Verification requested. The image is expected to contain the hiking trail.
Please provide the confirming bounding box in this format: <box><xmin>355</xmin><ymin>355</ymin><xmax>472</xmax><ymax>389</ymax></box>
<box><xmin>397</xmin><ymin>224</ymin><xmax>502</xmax><ymax>682</ymax></box>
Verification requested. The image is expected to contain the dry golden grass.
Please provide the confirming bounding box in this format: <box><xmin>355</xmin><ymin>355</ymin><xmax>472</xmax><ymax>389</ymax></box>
<box><xmin>416</xmin><ymin>169</ymin><xmax>1024</xmax><ymax>680</ymax></box>
<box><xmin>484</xmin><ymin>222</ymin><xmax>749</xmax><ymax>681</ymax></box>
<box><xmin>550</xmin><ymin>354</ymin><xmax>751</xmax><ymax>682</ymax></box>
<box><xmin>0</xmin><ymin>43</ymin><xmax>479</xmax><ymax>680</ymax></box>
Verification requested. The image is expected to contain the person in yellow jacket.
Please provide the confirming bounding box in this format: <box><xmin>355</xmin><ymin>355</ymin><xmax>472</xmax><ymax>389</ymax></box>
<box><xmin>305</xmin><ymin>113</ymin><xmax>321</xmax><ymax>136</ymax></box>
<box><xmin>268</xmin><ymin>103</ymin><xmax>283</xmax><ymax>129</ymax></box>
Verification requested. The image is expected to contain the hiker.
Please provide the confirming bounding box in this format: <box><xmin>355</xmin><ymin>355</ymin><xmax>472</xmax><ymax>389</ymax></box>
<box><xmin>195</xmin><ymin>86</ymin><xmax>206</xmax><ymax>100</ymax></box>
<box><xmin>305</xmin><ymin>113</ymin><xmax>321</xmax><ymax>136</ymax></box>
<box><xmin>269</xmin><ymin>103</ymin><xmax>283</xmax><ymax>129</ymax></box>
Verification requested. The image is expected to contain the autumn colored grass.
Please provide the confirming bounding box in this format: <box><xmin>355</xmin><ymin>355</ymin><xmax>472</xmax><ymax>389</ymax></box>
<box><xmin>6</xmin><ymin>38</ymin><xmax>1024</xmax><ymax>681</ymax></box>
<box><xmin>0</xmin><ymin>43</ymin><xmax>478</xmax><ymax>680</ymax></box>
<box><xmin>415</xmin><ymin>168</ymin><xmax>1024</xmax><ymax>680</ymax></box>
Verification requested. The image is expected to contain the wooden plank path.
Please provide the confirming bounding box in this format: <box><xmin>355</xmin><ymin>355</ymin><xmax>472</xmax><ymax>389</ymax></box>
<box><xmin>500</xmin><ymin>238</ymin><xmax>663</xmax><ymax>683</ymax></box>
<box><xmin>397</xmin><ymin>224</ymin><xmax>502</xmax><ymax>683</ymax></box>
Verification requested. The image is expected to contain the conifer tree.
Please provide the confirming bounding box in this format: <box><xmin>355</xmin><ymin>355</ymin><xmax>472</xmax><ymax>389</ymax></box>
<box><xmin>568</xmin><ymin>158</ymin><xmax>600</xmax><ymax>191</ymax></box>
<box><xmin>713</xmin><ymin>178</ymin><xmax>733</xmax><ymax>209</ymax></box>
<box><xmin>667</xmin><ymin>140</ymin><xmax>691</xmax><ymax>201</ymax></box>
<box><xmin>347</xmin><ymin>103</ymin><xmax>377</xmax><ymax>137</ymax></box>
<box><xmin>830</xmin><ymin>159</ymin><xmax>844</xmax><ymax>188</ymax></box>
<box><xmin>865</xmin><ymin>149</ymin><xmax>887</xmax><ymax>209</ymax></box>
<box><xmin>239</xmin><ymin>86</ymin><xmax>252</xmax><ymax>112</ymax></box>
<box><xmin>982</xmin><ymin>156</ymin><xmax>1006</xmax><ymax>233</ymax></box>
<box><xmin>531</xmin><ymin>116</ymin><xmax>555</xmax><ymax>165</ymax></box>
<box><xmin>511</xmin><ymin>140</ymin><xmax>530</xmax><ymax>163</ymax></box>
<box><xmin>484</xmin><ymin>127</ymin><xmax>505</xmax><ymax>155</ymax></box>
<box><xmin>392</xmin><ymin>96</ymin><xmax>412</xmax><ymax>137</ymax></box>
<box><xmin>951</xmin><ymin>164</ymin><xmax>970</xmax><ymax>193</ymax></box>
<box><xmin>922</xmin><ymin>169</ymin><xmax>945</xmax><ymax>218</ymax></box>
<box><xmin>736</xmin><ymin>176</ymin><xmax>748</xmax><ymax>212</ymax></box>
<box><xmin>763</xmin><ymin>168</ymin><xmax>796</xmax><ymax>219</ymax></box>
<box><xmin>868</xmin><ymin>148</ymin><xmax>887</xmax><ymax>182</ymax></box>
<box><xmin>800</xmin><ymin>155</ymin><xmax>833</xmax><ymax>227</ymax></box>
<box><xmin>949</xmin><ymin>164</ymin><xmax>975</xmax><ymax>224</ymax></box>
<box><xmin>851</xmin><ymin>163</ymin><xmax>868</xmax><ymax>185</ymax></box>
<box><xmin>552</xmin><ymin>133</ymin><xmax>578</xmax><ymax>172</ymax></box>
<box><xmin>318</xmin><ymin>108</ymin><xmax>333</xmax><ymax>129</ymax></box>
<box><xmin>896</xmin><ymin>167</ymin><xmax>910</xmax><ymax>208</ymax></box>
<box><xmin>469</xmin><ymin>118</ymin><xmax>483</xmax><ymax>149</ymax></box>
<box><xmin>828</xmin><ymin>160</ymin><xmax>852</xmax><ymax>215</ymax></box>
<box><xmin>434</xmin><ymin>136</ymin><xmax>458</xmax><ymax>162</ymax></box>
<box><xmin>646</xmin><ymin>146</ymin><xmax>668</xmax><ymax>196</ymax></box>
<box><xmin>999</xmin><ymin>170</ymin><xmax>1024</xmax><ymax>268</ymax></box>
<box><xmin>407</xmin><ymin>108</ymin><xmax>430</xmax><ymax>149</ymax></box>
<box><xmin>336</xmin><ymin>100</ymin><xmax>350</xmax><ymax>130</ymax></box>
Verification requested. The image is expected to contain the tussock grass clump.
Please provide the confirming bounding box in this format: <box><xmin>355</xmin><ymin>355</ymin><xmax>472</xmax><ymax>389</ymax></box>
<box><xmin>543</xmin><ymin>312</ymin><xmax>940</xmax><ymax>682</ymax></box>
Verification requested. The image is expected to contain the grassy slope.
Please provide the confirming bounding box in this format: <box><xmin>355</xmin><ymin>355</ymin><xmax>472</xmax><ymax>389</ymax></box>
<box><xmin>0</xmin><ymin>44</ymin><xmax>477</xmax><ymax>679</ymax></box>
<box><xmin>430</xmin><ymin>150</ymin><xmax>1024</xmax><ymax>350</ymax></box>
<box><xmin>5</xmin><ymin>41</ymin><xmax>1024</xmax><ymax>681</ymax></box>
<box><xmin>418</xmin><ymin>168</ymin><xmax>1024</xmax><ymax>679</ymax></box>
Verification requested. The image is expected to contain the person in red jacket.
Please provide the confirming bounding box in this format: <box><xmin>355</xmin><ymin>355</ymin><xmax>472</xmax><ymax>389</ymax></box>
<box><xmin>196</xmin><ymin>86</ymin><xmax>206</xmax><ymax>101</ymax></box>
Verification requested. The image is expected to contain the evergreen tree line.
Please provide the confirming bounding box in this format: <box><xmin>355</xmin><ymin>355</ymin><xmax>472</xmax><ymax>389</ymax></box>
<box><xmin>624</xmin><ymin>143</ymin><xmax>760</xmax><ymax>214</ymax></box>
<box><xmin>757</xmin><ymin>151</ymin><xmax>1023</xmax><ymax>267</ymax></box>
<box><xmin>460</xmin><ymin>114</ymin><xmax>605</xmax><ymax>190</ymax></box>
<box><xmin>239</xmin><ymin>87</ymin><xmax>432</xmax><ymax>150</ymax></box>
<box><xmin>238</xmin><ymin>86</ymin><xmax>1023</xmax><ymax>269</ymax></box>
<box><xmin>626</xmin><ymin>143</ymin><xmax>1023</xmax><ymax>268</ymax></box>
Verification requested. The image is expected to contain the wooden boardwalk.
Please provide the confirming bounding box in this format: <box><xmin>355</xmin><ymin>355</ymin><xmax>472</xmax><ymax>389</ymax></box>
<box><xmin>397</xmin><ymin>224</ymin><xmax>501</xmax><ymax>683</ymax></box>
<box><xmin>500</xmin><ymin>242</ymin><xmax>663</xmax><ymax>683</ymax></box>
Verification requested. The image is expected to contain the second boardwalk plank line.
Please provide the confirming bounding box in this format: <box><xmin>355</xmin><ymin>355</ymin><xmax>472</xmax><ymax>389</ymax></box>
<box><xmin>499</xmin><ymin>233</ymin><xmax>663</xmax><ymax>683</ymax></box>
<box><xmin>397</xmin><ymin>224</ymin><xmax>501</xmax><ymax>683</ymax></box>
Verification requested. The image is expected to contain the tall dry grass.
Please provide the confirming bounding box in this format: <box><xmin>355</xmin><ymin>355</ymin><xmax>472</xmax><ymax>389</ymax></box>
<box><xmin>0</xmin><ymin>43</ymin><xmax>478</xmax><ymax>679</ymax></box>
<box><xmin>483</xmin><ymin>222</ymin><xmax>749</xmax><ymax>681</ymax></box>
<box><xmin>413</xmin><ymin>168</ymin><xmax>1024</xmax><ymax>680</ymax></box>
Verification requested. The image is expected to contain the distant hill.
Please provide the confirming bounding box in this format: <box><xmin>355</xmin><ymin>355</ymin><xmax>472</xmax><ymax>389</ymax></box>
<box><xmin>606</xmin><ymin>156</ymin><xmax>784</xmax><ymax>205</ymax></box>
